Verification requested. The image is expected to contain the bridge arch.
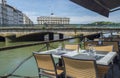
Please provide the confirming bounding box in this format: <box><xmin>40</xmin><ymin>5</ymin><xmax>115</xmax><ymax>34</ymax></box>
<box><xmin>0</xmin><ymin>36</ymin><xmax>5</xmax><ymax>41</ymax></box>
<box><xmin>15</xmin><ymin>32</ymin><xmax>64</xmax><ymax>41</ymax></box>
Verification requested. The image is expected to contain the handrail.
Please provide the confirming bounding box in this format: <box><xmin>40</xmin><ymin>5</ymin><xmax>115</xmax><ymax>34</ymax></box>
<box><xmin>0</xmin><ymin>24</ymin><xmax>120</xmax><ymax>27</ymax></box>
<box><xmin>0</xmin><ymin>36</ymin><xmax>83</xmax><ymax>51</ymax></box>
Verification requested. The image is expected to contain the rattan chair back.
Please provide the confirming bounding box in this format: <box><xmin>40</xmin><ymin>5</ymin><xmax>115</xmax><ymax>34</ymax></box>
<box><xmin>34</xmin><ymin>53</ymin><xmax>55</xmax><ymax>71</ymax></box>
<box><xmin>94</xmin><ymin>45</ymin><xmax>113</xmax><ymax>52</ymax></box>
<box><xmin>33</xmin><ymin>53</ymin><xmax>58</xmax><ymax>78</ymax></box>
<box><xmin>103</xmin><ymin>41</ymin><xmax>119</xmax><ymax>52</ymax></box>
<box><xmin>62</xmin><ymin>56</ymin><xmax>98</xmax><ymax>78</ymax></box>
<box><xmin>64</xmin><ymin>44</ymin><xmax>80</xmax><ymax>51</ymax></box>
<box><xmin>84</xmin><ymin>41</ymin><xmax>98</xmax><ymax>49</ymax></box>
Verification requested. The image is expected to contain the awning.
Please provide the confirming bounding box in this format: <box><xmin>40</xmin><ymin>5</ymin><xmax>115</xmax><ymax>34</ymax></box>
<box><xmin>70</xmin><ymin>0</ymin><xmax>120</xmax><ymax>17</ymax></box>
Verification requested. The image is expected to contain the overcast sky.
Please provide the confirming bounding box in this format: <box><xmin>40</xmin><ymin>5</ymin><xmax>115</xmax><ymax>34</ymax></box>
<box><xmin>7</xmin><ymin>0</ymin><xmax>120</xmax><ymax>24</ymax></box>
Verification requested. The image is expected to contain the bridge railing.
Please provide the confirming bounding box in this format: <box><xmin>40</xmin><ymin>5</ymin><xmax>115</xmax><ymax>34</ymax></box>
<box><xmin>0</xmin><ymin>24</ymin><xmax>120</xmax><ymax>28</ymax></box>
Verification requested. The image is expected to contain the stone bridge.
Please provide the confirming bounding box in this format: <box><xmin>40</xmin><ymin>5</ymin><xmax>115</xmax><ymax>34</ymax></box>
<box><xmin>0</xmin><ymin>25</ymin><xmax>120</xmax><ymax>42</ymax></box>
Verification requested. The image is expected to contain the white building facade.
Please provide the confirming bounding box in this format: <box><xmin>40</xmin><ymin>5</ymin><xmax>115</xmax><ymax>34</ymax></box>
<box><xmin>0</xmin><ymin>0</ymin><xmax>33</xmax><ymax>25</ymax></box>
<box><xmin>37</xmin><ymin>16</ymin><xmax>70</xmax><ymax>24</ymax></box>
<box><xmin>23</xmin><ymin>14</ymin><xmax>33</xmax><ymax>24</ymax></box>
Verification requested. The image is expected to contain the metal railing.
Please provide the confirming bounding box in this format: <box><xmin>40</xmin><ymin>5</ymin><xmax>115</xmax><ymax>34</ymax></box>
<box><xmin>0</xmin><ymin>24</ymin><xmax>120</xmax><ymax>28</ymax></box>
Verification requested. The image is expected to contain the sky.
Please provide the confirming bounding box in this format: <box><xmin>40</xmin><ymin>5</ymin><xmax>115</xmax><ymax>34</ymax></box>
<box><xmin>7</xmin><ymin>0</ymin><xmax>120</xmax><ymax>24</ymax></box>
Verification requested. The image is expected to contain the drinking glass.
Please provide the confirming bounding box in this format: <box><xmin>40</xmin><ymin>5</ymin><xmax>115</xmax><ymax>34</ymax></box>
<box><xmin>92</xmin><ymin>47</ymin><xmax>96</xmax><ymax>56</ymax></box>
<box><xmin>87</xmin><ymin>44</ymin><xmax>92</xmax><ymax>56</ymax></box>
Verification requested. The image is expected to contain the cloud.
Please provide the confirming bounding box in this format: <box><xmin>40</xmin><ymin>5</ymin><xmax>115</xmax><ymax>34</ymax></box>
<box><xmin>69</xmin><ymin>15</ymin><xmax>120</xmax><ymax>24</ymax></box>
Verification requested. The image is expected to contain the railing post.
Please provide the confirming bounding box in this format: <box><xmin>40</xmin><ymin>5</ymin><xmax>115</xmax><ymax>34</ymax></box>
<box><xmin>49</xmin><ymin>32</ymin><xmax>54</xmax><ymax>40</ymax></box>
<box><xmin>74</xmin><ymin>34</ymin><xmax>83</xmax><ymax>43</ymax></box>
<box><xmin>46</xmin><ymin>42</ymin><xmax>50</xmax><ymax>50</ymax></box>
<box><xmin>59</xmin><ymin>33</ymin><xmax>64</xmax><ymax>39</ymax></box>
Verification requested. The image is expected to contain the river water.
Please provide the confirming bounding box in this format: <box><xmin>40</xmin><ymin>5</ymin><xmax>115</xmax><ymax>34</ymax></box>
<box><xmin>0</xmin><ymin>41</ymin><xmax>61</xmax><ymax>78</ymax></box>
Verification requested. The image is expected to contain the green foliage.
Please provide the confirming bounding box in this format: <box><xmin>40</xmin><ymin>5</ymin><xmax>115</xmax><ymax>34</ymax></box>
<box><xmin>90</xmin><ymin>21</ymin><xmax>120</xmax><ymax>25</ymax></box>
<box><xmin>42</xmin><ymin>26</ymin><xmax>46</xmax><ymax>29</ymax></box>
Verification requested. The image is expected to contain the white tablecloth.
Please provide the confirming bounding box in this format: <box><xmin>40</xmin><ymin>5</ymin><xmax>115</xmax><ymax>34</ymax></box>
<box><xmin>36</xmin><ymin>49</ymin><xmax>117</xmax><ymax>65</ymax></box>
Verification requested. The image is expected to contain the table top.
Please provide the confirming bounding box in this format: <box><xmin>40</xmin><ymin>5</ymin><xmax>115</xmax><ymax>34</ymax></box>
<box><xmin>36</xmin><ymin>48</ymin><xmax>117</xmax><ymax>65</ymax></box>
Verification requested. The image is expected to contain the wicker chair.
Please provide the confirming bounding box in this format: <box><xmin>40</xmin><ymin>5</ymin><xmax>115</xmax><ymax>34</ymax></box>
<box><xmin>64</xmin><ymin>44</ymin><xmax>80</xmax><ymax>51</ymax></box>
<box><xmin>84</xmin><ymin>41</ymin><xmax>98</xmax><ymax>49</ymax></box>
<box><xmin>84</xmin><ymin>41</ymin><xmax>119</xmax><ymax>53</ymax></box>
<box><xmin>103</xmin><ymin>41</ymin><xmax>119</xmax><ymax>53</ymax></box>
<box><xmin>62</xmin><ymin>56</ymin><xmax>98</xmax><ymax>78</ymax></box>
<box><xmin>94</xmin><ymin>45</ymin><xmax>113</xmax><ymax>52</ymax></box>
<box><xmin>84</xmin><ymin>41</ymin><xmax>117</xmax><ymax>78</ymax></box>
<box><xmin>33</xmin><ymin>53</ymin><xmax>63</xmax><ymax>78</ymax></box>
<box><xmin>97</xmin><ymin>65</ymin><xmax>109</xmax><ymax>78</ymax></box>
<box><xmin>93</xmin><ymin>45</ymin><xmax>113</xmax><ymax>78</ymax></box>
